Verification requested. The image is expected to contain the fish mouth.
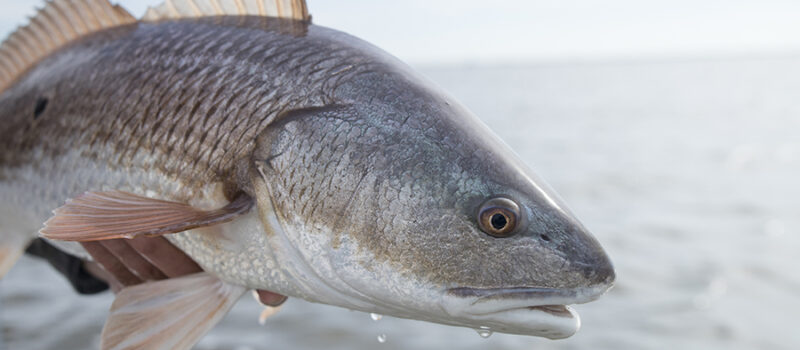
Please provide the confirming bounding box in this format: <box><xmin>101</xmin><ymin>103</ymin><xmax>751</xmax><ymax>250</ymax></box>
<box><xmin>442</xmin><ymin>285</ymin><xmax>611</xmax><ymax>339</ymax></box>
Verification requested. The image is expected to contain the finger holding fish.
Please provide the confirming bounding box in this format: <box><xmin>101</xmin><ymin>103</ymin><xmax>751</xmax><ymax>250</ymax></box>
<box><xmin>83</xmin><ymin>235</ymin><xmax>290</xmax><ymax>306</ymax></box>
<box><xmin>126</xmin><ymin>236</ymin><xmax>203</xmax><ymax>278</ymax></box>
<box><xmin>98</xmin><ymin>239</ymin><xmax>169</xmax><ymax>281</ymax></box>
<box><xmin>80</xmin><ymin>241</ymin><xmax>144</xmax><ymax>289</ymax></box>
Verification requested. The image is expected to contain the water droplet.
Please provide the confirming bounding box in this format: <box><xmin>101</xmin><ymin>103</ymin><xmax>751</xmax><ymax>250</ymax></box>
<box><xmin>475</xmin><ymin>326</ymin><xmax>493</xmax><ymax>338</ymax></box>
<box><xmin>370</xmin><ymin>313</ymin><xmax>383</xmax><ymax>321</ymax></box>
<box><xmin>377</xmin><ymin>333</ymin><xmax>387</xmax><ymax>343</ymax></box>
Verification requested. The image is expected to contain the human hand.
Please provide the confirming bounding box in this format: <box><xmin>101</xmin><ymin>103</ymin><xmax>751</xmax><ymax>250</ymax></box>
<box><xmin>81</xmin><ymin>236</ymin><xmax>287</xmax><ymax>306</ymax></box>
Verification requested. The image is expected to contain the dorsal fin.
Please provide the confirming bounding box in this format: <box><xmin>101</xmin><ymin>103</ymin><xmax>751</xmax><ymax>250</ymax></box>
<box><xmin>142</xmin><ymin>0</ymin><xmax>310</xmax><ymax>22</ymax></box>
<box><xmin>0</xmin><ymin>0</ymin><xmax>311</xmax><ymax>96</ymax></box>
<box><xmin>0</xmin><ymin>0</ymin><xmax>136</xmax><ymax>94</ymax></box>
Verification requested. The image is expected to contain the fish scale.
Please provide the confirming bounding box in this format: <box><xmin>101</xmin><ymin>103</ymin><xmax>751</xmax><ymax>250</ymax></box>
<box><xmin>1</xmin><ymin>19</ymin><xmax>352</xmax><ymax>188</ymax></box>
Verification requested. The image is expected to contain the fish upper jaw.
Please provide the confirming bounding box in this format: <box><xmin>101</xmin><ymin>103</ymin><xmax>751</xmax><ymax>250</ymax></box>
<box><xmin>440</xmin><ymin>282</ymin><xmax>613</xmax><ymax>339</ymax></box>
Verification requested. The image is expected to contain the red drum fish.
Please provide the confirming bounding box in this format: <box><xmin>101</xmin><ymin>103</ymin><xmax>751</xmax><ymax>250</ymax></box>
<box><xmin>0</xmin><ymin>0</ymin><xmax>615</xmax><ymax>348</ymax></box>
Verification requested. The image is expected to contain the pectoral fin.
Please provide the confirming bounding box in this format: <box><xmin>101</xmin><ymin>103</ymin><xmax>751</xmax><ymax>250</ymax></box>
<box><xmin>101</xmin><ymin>272</ymin><xmax>247</xmax><ymax>350</ymax></box>
<box><xmin>40</xmin><ymin>191</ymin><xmax>253</xmax><ymax>242</ymax></box>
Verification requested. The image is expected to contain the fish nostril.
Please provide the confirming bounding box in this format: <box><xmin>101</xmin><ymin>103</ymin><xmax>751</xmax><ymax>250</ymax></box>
<box><xmin>539</xmin><ymin>234</ymin><xmax>551</xmax><ymax>242</ymax></box>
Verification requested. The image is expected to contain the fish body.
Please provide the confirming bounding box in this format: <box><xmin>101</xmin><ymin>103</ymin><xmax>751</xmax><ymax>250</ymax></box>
<box><xmin>0</xmin><ymin>0</ymin><xmax>615</xmax><ymax>346</ymax></box>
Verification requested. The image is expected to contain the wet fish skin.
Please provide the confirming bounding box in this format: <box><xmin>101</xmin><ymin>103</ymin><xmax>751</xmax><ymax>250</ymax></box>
<box><xmin>256</xmin><ymin>63</ymin><xmax>614</xmax><ymax>289</ymax></box>
<box><xmin>1</xmin><ymin>18</ymin><xmax>334</xmax><ymax>190</ymax></box>
<box><xmin>0</xmin><ymin>16</ymin><xmax>614</xmax><ymax>338</ymax></box>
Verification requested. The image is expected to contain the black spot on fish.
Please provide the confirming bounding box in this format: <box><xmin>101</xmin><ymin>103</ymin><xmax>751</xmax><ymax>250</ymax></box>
<box><xmin>33</xmin><ymin>97</ymin><xmax>48</xmax><ymax>119</ymax></box>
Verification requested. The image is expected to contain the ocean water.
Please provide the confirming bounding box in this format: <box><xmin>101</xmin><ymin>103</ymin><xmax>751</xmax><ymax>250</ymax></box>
<box><xmin>2</xmin><ymin>57</ymin><xmax>799</xmax><ymax>349</ymax></box>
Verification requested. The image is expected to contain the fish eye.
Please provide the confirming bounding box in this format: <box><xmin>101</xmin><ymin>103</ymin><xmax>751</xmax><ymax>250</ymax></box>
<box><xmin>477</xmin><ymin>197</ymin><xmax>521</xmax><ymax>237</ymax></box>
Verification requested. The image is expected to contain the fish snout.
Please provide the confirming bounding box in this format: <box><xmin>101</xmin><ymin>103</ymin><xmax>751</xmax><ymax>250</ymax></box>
<box><xmin>537</xmin><ymin>212</ymin><xmax>615</xmax><ymax>294</ymax></box>
<box><xmin>586</xmin><ymin>249</ymin><xmax>615</xmax><ymax>288</ymax></box>
<box><xmin>562</xmin><ymin>226</ymin><xmax>616</xmax><ymax>294</ymax></box>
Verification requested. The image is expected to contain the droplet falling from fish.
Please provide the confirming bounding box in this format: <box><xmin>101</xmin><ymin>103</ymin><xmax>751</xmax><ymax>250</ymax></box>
<box><xmin>476</xmin><ymin>326</ymin><xmax>494</xmax><ymax>339</ymax></box>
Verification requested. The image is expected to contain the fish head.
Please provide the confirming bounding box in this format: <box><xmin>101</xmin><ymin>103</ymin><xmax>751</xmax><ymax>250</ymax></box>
<box><xmin>376</xmin><ymin>100</ymin><xmax>615</xmax><ymax>339</ymax></box>
<box><xmin>250</xmin><ymin>50</ymin><xmax>614</xmax><ymax>339</ymax></box>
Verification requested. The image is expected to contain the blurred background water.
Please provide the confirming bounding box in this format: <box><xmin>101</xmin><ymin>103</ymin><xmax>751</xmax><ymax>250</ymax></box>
<box><xmin>2</xmin><ymin>0</ymin><xmax>800</xmax><ymax>349</ymax></box>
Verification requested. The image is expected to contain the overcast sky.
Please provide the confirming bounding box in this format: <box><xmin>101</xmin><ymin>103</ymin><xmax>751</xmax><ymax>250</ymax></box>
<box><xmin>2</xmin><ymin>0</ymin><xmax>800</xmax><ymax>64</ymax></box>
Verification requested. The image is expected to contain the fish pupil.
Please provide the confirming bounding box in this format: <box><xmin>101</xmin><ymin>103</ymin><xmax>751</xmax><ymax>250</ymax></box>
<box><xmin>34</xmin><ymin>97</ymin><xmax>48</xmax><ymax>119</ymax></box>
<box><xmin>490</xmin><ymin>213</ymin><xmax>508</xmax><ymax>230</ymax></box>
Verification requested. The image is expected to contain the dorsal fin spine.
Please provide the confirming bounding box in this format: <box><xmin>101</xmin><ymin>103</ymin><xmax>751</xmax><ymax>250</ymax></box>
<box><xmin>0</xmin><ymin>0</ymin><xmax>135</xmax><ymax>95</ymax></box>
<box><xmin>8</xmin><ymin>37</ymin><xmax>32</xmax><ymax>64</ymax></box>
<box><xmin>0</xmin><ymin>61</ymin><xmax>11</xmax><ymax>80</ymax></box>
<box><xmin>51</xmin><ymin>1</ymin><xmax>84</xmax><ymax>35</ymax></box>
<box><xmin>2</xmin><ymin>44</ymin><xmax>25</xmax><ymax>71</ymax></box>
<box><xmin>99</xmin><ymin>3</ymin><xmax>120</xmax><ymax>25</ymax></box>
<box><xmin>27</xmin><ymin>26</ymin><xmax>50</xmax><ymax>57</ymax></box>
<box><xmin>255</xmin><ymin>0</ymin><xmax>266</xmax><ymax>16</ymax></box>
<box><xmin>210</xmin><ymin>0</ymin><xmax>225</xmax><ymax>14</ymax></box>
<box><xmin>75</xmin><ymin>1</ymin><xmax>103</xmax><ymax>30</ymax></box>
<box><xmin>0</xmin><ymin>51</ymin><xmax>12</xmax><ymax>74</ymax></box>
<box><xmin>234</xmin><ymin>0</ymin><xmax>246</xmax><ymax>13</ymax></box>
<box><xmin>0</xmin><ymin>0</ymin><xmax>309</xmax><ymax>95</ymax></box>
<box><xmin>173</xmin><ymin>0</ymin><xmax>213</xmax><ymax>16</ymax></box>
<box><xmin>15</xmin><ymin>29</ymin><xmax>37</xmax><ymax>58</ymax></box>
<box><xmin>192</xmin><ymin>1</ymin><xmax>205</xmax><ymax>15</ymax></box>
<box><xmin>43</xmin><ymin>4</ymin><xmax>78</xmax><ymax>40</ymax></box>
<box><xmin>53</xmin><ymin>0</ymin><xmax>87</xmax><ymax>33</ymax></box>
<box><xmin>25</xmin><ymin>22</ymin><xmax>51</xmax><ymax>55</ymax></box>
<box><xmin>86</xmin><ymin>0</ymin><xmax>112</xmax><ymax>26</ymax></box>
<box><xmin>164</xmin><ymin>0</ymin><xmax>180</xmax><ymax>17</ymax></box>
<box><xmin>65</xmin><ymin>1</ymin><xmax>94</xmax><ymax>34</ymax></box>
<box><xmin>142</xmin><ymin>0</ymin><xmax>310</xmax><ymax>22</ymax></box>
<box><xmin>36</xmin><ymin>10</ymin><xmax>68</xmax><ymax>44</ymax></box>
<box><xmin>90</xmin><ymin>1</ymin><xmax>111</xmax><ymax>26</ymax></box>
<box><xmin>76</xmin><ymin>0</ymin><xmax>103</xmax><ymax>31</ymax></box>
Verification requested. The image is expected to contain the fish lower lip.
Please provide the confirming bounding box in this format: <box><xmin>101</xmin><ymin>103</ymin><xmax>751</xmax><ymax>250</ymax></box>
<box><xmin>467</xmin><ymin>303</ymin><xmax>575</xmax><ymax>318</ymax></box>
<box><xmin>480</xmin><ymin>304</ymin><xmax>574</xmax><ymax>318</ymax></box>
